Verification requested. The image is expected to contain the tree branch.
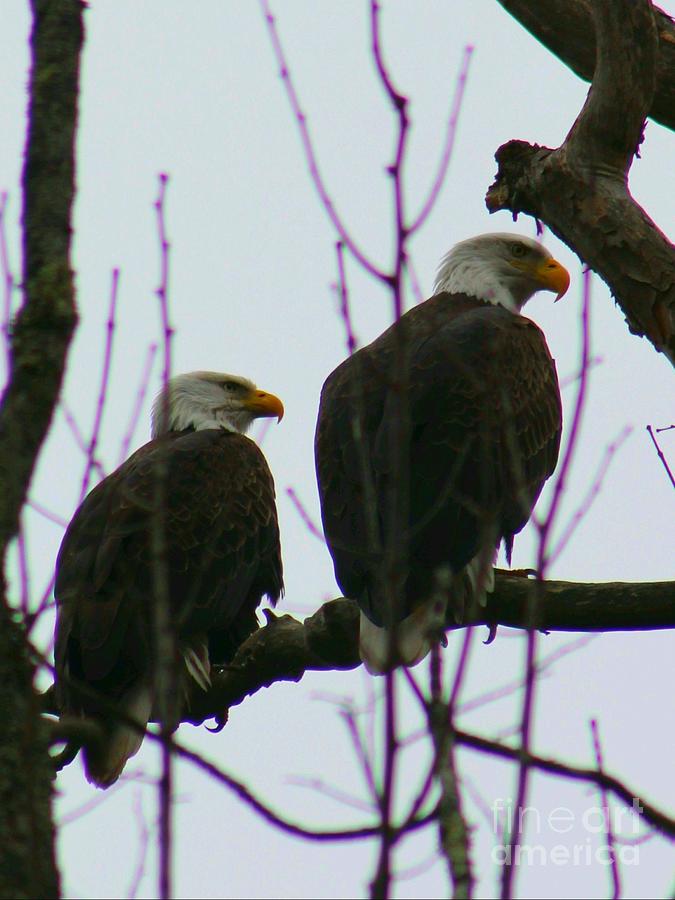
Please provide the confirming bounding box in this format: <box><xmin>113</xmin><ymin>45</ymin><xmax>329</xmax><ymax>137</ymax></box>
<box><xmin>180</xmin><ymin>573</ymin><xmax>674</xmax><ymax>726</ymax></box>
<box><xmin>496</xmin><ymin>0</ymin><xmax>675</xmax><ymax>133</ymax></box>
<box><xmin>486</xmin><ymin>0</ymin><xmax>675</xmax><ymax>365</ymax></box>
<box><xmin>0</xmin><ymin>2</ymin><xmax>84</xmax><ymax>898</ymax></box>
<box><xmin>0</xmin><ymin>0</ymin><xmax>82</xmax><ymax>552</ymax></box>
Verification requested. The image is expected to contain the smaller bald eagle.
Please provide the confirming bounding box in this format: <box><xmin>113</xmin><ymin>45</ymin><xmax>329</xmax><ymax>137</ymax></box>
<box><xmin>54</xmin><ymin>372</ymin><xmax>284</xmax><ymax>787</ymax></box>
<box><xmin>315</xmin><ymin>233</ymin><xmax>569</xmax><ymax>673</ymax></box>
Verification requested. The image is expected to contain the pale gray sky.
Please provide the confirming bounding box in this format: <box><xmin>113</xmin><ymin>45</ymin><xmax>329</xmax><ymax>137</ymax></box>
<box><xmin>1</xmin><ymin>2</ymin><xmax>673</xmax><ymax>898</ymax></box>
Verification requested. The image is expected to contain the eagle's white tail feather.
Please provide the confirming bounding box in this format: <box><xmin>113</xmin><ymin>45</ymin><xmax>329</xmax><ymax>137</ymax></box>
<box><xmin>359</xmin><ymin>600</ymin><xmax>443</xmax><ymax>675</ymax></box>
<box><xmin>84</xmin><ymin>683</ymin><xmax>153</xmax><ymax>789</ymax></box>
<box><xmin>181</xmin><ymin>641</ymin><xmax>212</xmax><ymax>691</ymax></box>
<box><xmin>360</xmin><ymin>550</ymin><xmax>498</xmax><ymax>675</ymax></box>
<box><xmin>465</xmin><ymin>547</ymin><xmax>497</xmax><ymax>606</ymax></box>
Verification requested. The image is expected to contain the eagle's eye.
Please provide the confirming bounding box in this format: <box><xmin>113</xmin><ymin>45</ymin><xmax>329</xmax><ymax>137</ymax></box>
<box><xmin>510</xmin><ymin>243</ymin><xmax>527</xmax><ymax>258</ymax></box>
<box><xmin>223</xmin><ymin>381</ymin><xmax>240</xmax><ymax>392</ymax></box>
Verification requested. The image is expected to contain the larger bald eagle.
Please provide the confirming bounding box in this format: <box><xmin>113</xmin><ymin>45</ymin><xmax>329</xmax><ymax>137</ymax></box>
<box><xmin>315</xmin><ymin>233</ymin><xmax>568</xmax><ymax>673</ymax></box>
<box><xmin>55</xmin><ymin>371</ymin><xmax>284</xmax><ymax>787</ymax></box>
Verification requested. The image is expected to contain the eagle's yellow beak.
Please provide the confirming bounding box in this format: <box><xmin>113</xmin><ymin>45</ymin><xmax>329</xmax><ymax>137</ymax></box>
<box><xmin>533</xmin><ymin>257</ymin><xmax>570</xmax><ymax>301</ymax></box>
<box><xmin>245</xmin><ymin>389</ymin><xmax>284</xmax><ymax>422</ymax></box>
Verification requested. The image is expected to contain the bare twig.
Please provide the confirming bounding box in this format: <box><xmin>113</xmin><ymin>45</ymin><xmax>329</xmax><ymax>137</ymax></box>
<box><xmin>646</xmin><ymin>424</ymin><xmax>675</xmax><ymax>489</ymax></box>
<box><xmin>502</xmin><ymin>268</ymin><xmax>593</xmax><ymax>900</ymax></box>
<box><xmin>60</xmin><ymin>403</ymin><xmax>107</xmax><ymax>482</ymax></box>
<box><xmin>590</xmin><ymin>719</ymin><xmax>622</xmax><ymax>900</ymax></box>
<box><xmin>409</xmin><ymin>44</ymin><xmax>474</xmax><ymax>234</ymax></box>
<box><xmin>334</xmin><ymin>240</ymin><xmax>358</xmax><ymax>356</ymax></box>
<box><xmin>118</xmin><ymin>343</ymin><xmax>158</xmax><ymax>464</ymax></box>
<box><xmin>548</xmin><ymin>425</ymin><xmax>633</xmax><ymax>565</ymax></box>
<box><xmin>260</xmin><ymin>0</ymin><xmax>385</xmax><ymax>282</ymax></box>
<box><xmin>152</xmin><ymin>171</ymin><xmax>175</xmax><ymax>900</ymax></box>
<box><xmin>127</xmin><ymin>790</ymin><xmax>152</xmax><ymax>900</ymax></box>
<box><xmin>78</xmin><ymin>268</ymin><xmax>119</xmax><ymax>500</ymax></box>
<box><xmin>286</xmin><ymin>487</ymin><xmax>326</xmax><ymax>543</ymax></box>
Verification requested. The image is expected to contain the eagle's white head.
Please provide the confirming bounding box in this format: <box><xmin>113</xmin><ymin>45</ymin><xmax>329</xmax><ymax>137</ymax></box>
<box><xmin>433</xmin><ymin>233</ymin><xmax>570</xmax><ymax>312</ymax></box>
<box><xmin>151</xmin><ymin>371</ymin><xmax>284</xmax><ymax>439</ymax></box>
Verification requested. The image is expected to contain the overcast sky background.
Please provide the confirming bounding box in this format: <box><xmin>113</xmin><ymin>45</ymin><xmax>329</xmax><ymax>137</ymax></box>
<box><xmin>1</xmin><ymin>2</ymin><xmax>673</xmax><ymax>898</ymax></box>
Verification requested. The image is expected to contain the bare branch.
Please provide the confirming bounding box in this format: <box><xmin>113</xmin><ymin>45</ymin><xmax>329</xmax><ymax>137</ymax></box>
<box><xmin>486</xmin><ymin>0</ymin><xmax>675</xmax><ymax>364</ymax></box>
<box><xmin>496</xmin><ymin>0</ymin><xmax>675</xmax><ymax>132</ymax></box>
<box><xmin>646</xmin><ymin>424</ymin><xmax>675</xmax><ymax>488</ymax></box>
<box><xmin>454</xmin><ymin>728</ymin><xmax>675</xmax><ymax>840</ymax></box>
<box><xmin>409</xmin><ymin>44</ymin><xmax>474</xmax><ymax>235</ymax></box>
<box><xmin>259</xmin><ymin>0</ymin><xmax>386</xmax><ymax>282</ymax></box>
<box><xmin>590</xmin><ymin>719</ymin><xmax>622</xmax><ymax>900</ymax></box>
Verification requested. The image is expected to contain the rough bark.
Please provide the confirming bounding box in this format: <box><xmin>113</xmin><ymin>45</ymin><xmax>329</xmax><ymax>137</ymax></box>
<box><xmin>486</xmin><ymin>0</ymin><xmax>675</xmax><ymax>366</ymax></box>
<box><xmin>0</xmin><ymin>2</ymin><xmax>84</xmax><ymax>897</ymax></box>
<box><xmin>179</xmin><ymin>574</ymin><xmax>675</xmax><ymax>726</ymax></box>
<box><xmin>496</xmin><ymin>0</ymin><xmax>675</xmax><ymax>133</ymax></box>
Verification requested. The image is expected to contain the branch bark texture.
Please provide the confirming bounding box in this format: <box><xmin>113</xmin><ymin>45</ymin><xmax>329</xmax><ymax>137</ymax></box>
<box><xmin>0</xmin><ymin>2</ymin><xmax>84</xmax><ymax>897</ymax></box>
<box><xmin>487</xmin><ymin>0</ymin><xmax>675</xmax><ymax>365</ymax></box>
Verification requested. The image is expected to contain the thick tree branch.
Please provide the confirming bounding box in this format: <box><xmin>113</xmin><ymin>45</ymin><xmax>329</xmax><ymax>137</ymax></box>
<box><xmin>496</xmin><ymin>0</ymin><xmax>675</xmax><ymax>133</ymax></box>
<box><xmin>486</xmin><ymin>0</ymin><xmax>675</xmax><ymax>365</ymax></box>
<box><xmin>181</xmin><ymin>573</ymin><xmax>674</xmax><ymax>726</ymax></box>
<box><xmin>0</xmin><ymin>3</ymin><xmax>84</xmax><ymax>898</ymax></box>
<box><xmin>0</xmin><ymin>0</ymin><xmax>82</xmax><ymax>551</ymax></box>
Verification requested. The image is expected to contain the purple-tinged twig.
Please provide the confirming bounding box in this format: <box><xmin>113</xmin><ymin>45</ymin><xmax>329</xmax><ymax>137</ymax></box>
<box><xmin>409</xmin><ymin>45</ymin><xmax>474</xmax><ymax>235</ymax></box>
<box><xmin>252</xmin><ymin>416</ymin><xmax>274</xmax><ymax>448</ymax></box>
<box><xmin>537</xmin><ymin>267</ymin><xmax>594</xmax><ymax>570</ymax></box>
<box><xmin>287</xmin><ymin>774</ymin><xmax>374</xmax><ymax>814</ymax></box>
<box><xmin>334</xmin><ymin>241</ymin><xmax>358</xmax><ymax>356</ymax></box>
<box><xmin>646</xmin><ymin>424</ymin><xmax>675</xmax><ymax>489</ymax></box>
<box><xmin>655</xmin><ymin>424</ymin><xmax>674</xmax><ymax>433</ymax></box>
<box><xmin>370</xmin><ymin>0</ymin><xmax>409</xmax><ymax>323</ymax></box>
<box><xmin>393</xmin><ymin>850</ymin><xmax>442</xmax><ymax>883</ymax></box>
<box><xmin>118</xmin><ymin>343</ymin><xmax>158</xmax><ymax>465</ymax></box>
<box><xmin>404</xmin><ymin>256</ymin><xmax>424</xmax><ymax>305</ymax></box>
<box><xmin>548</xmin><ymin>426</ymin><xmax>633</xmax><ymax>565</ymax></box>
<box><xmin>402</xmin><ymin>635</ymin><xmax>599</xmax><ymax>751</ymax></box>
<box><xmin>78</xmin><ymin>269</ymin><xmax>119</xmax><ymax>501</ymax></box>
<box><xmin>127</xmin><ymin>790</ymin><xmax>151</xmax><ymax>900</ymax></box>
<box><xmin>501</xmin><ymin>268</ymin><xmax>594</xmax><ymax>900</ymax></box>
<box><xmin>370</xmin><ymin>669</ymin><xmax>398</xmax><ymax>900</ymax></box>
<box><xmin>26</xmin><ymin>499</ymin><xmax>68</xmax><ymax>528</ymax></box>
<box><xmin>60</xmin><ymin>404</ymin><xmax>107</xmax><ymax>482</ymax></box>
<box><xmin>58</xmin><ymin>773</ymin><xmax>132</xmax><ymax>826</ymax></box>
<box><xmin>285</xmin><ymin>486</ymin><xmax>326</xmax><ymax>543</ymax></box>
<box><xmin>339</xmin><ymin>703</ymin><xmax>379</xmax><ymax>805</ymax></box>
<box><xmin>559</xmin><ymin>354</ymin><xmax>603</xmax><ymax>389</ymax></box>
<box><xmin>17</xmin><ymin>524</ymin><xmax>30</xmax><ymax>617</ymax></box>
<box><xmin>449</xmin><ymin>628</ymin><xmax>474</xmax><ymax>714</ymax></box>
<box><xmin>152</xmin><ymin>171</ymin><xmax>175</xmax><ymax>900</ymax></box>
<box><xmin>260</xmin><ymin>0</ymin><xmax>385</xmax><ymax>283</ymax></box>
<box><xmin>154</xmin><ymin>174</ymin><xmax>173</xmax><ymax>394</ymax></box>
<box><xmin>0</xmin><ymin>192</ymin><xmax>16</xmax><ymax>371</ymax></box>
<box><xmin>590</xmin><ymin>719</ymin><xmax>622</xmax><ymax>900</ymax></box>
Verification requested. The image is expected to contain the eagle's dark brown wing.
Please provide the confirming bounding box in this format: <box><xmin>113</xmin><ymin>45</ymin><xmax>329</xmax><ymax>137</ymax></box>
<box><xmin>55</xmin><ymin>429</ymin><xmax>282</xmax><ymax>715</ymax></box>
<box><xmin>315</xmin><ymin>293</ymin><xmax>561</xmax><ymax>628</ymax></box>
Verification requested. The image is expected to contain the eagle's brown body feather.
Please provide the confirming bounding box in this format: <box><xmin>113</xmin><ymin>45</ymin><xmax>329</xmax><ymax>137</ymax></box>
<box><xmin>315</xmin><ymin>293</ymin><xmax>561</xmax><ymax>646</ymax></box>
<box><xmin>55</xmin><ymin>428</ymin><xmax>282</xmax><ymax>784</ymax></box>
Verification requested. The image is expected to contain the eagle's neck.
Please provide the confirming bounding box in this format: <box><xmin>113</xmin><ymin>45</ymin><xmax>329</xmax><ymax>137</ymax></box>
<box><xmin>151</xmin><ymin>393</ymin><xmax>239</xmax><ymax>439</ymax></box>
<box><xmin>433</xmin><ymin>257</ymin><xmax>522</xmax><ymax>312</ymax></box>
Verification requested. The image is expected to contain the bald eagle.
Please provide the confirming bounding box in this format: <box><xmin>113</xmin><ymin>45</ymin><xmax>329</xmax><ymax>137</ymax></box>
<box><xmin>54</xmin><ymin>371</ymin><xmax>284</xmax><ymax>787</ymax></box>
<box><xmin>315</xmin><ymin>233</ymin><xmax>568</xmax><ymax>673</ymax></box>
